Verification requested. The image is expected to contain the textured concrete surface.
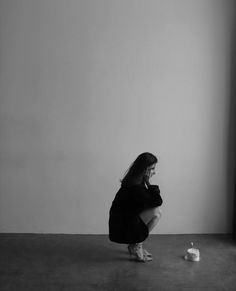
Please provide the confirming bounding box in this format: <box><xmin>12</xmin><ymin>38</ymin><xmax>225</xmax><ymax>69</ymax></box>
<box><xmin>0</xmin><ymin>234</ymin><xmax>235</xmax><ymax>291</ymax></box>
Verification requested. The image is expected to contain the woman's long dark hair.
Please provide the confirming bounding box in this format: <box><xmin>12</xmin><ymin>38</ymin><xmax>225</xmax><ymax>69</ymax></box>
<box><xmin>121</xmin><ymin>152</ymin><xmax>158</xmax><ymax>187</ymax></box>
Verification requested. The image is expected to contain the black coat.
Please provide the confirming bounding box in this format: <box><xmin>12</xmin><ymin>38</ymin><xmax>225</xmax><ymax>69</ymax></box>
<box><xmin>109</xmin><ymin>183</ymin><xmax>163</xmax><ymax>244</ymax></box>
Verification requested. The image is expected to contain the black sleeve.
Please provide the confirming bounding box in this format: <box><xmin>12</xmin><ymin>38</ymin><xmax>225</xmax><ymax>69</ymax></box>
<box><xmin>147</xmin><ymin>185</ymin><xmax>163</xmax><ymax>207</ymax></box>
<box><xmin>131</xmin><ymin>185</ymin><xmax>163</xmax><ymax>213</ymax></box>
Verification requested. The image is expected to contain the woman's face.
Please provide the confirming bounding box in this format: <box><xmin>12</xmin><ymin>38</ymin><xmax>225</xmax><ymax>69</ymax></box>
<box><xmin>145</xmin><ymin>163</ymin><xmax>156</xmax><ymax>179</ymax></box>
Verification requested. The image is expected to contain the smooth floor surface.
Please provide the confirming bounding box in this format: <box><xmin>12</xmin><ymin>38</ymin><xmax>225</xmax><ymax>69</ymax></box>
<box><xmin>0</xmin><ymin>234</ymin><xmax>236</xmax><ymax>291</ymax></box>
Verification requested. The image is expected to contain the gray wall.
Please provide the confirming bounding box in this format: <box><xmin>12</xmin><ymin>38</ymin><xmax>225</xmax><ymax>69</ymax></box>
<box><xmin>0</xmin><ymin>0</ymin><xmax>234</xmax><ymax>233</ymax></box>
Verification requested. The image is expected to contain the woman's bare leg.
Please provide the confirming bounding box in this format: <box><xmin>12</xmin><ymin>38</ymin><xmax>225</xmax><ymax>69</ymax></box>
<box><xmin>139</xmin><ymin>207</ymin><xmax>162</xmax><ymax>232</ymax></box>
<box><xmin>128</xmin><ymin>207</ymin><xmax>162</xmax><ymax>260</ymax></box>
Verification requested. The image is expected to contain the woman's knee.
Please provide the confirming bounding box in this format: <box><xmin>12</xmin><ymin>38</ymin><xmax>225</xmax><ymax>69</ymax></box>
<box><xmin>154</xmin><ymin>207</ymin><xmax>162</xmax><ymax>219</ymax></box>
<box><xmin>140</xmin><ymin>207</ymin><xmax>162</xmax><ymax>224</ymax></box>
<box><xmin>153</xmin><ymin>206</ymin><xmax>162</xmax><ymax>215</ymax></box>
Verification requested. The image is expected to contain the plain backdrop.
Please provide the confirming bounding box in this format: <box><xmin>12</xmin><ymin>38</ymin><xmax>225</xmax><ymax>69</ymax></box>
<box><xmin>0</xmin><ymin>0</ymin><xmax>234</xmax><ymax>234</ymax></box>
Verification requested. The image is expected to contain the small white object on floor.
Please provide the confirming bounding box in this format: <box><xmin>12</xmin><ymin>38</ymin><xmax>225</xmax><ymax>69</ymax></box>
<box><xmin>184</xmin><ymin>242</ymin><xmax>200</xmax><ymax>261</ymax></box>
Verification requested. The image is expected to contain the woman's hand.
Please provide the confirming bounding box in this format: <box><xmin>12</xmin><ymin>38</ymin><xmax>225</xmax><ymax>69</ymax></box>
<box><xmin>144</xmin><ymin>174</ymin><xmax>151</xmax><ymax>186</ymax></box>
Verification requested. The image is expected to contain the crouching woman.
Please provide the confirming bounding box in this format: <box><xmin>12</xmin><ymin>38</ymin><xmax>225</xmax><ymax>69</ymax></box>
<box><xmin>109</xmin><ymin>152</ymin><xmax>163</xmax><ymax>262</ymax></box>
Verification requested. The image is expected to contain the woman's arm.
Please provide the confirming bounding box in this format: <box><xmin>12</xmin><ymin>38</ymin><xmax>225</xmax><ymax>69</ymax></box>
<box><xmin>131</xmin><ymin>184</ymin><xmax>163</xmax><ymax>213</ymax></box>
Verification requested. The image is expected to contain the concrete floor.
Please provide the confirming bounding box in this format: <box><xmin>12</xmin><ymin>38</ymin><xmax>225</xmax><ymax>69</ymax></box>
<box><xmin>0</xmin><ymin>234</ymin><xmax>236</xmax><ymax>291</ymax></box>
